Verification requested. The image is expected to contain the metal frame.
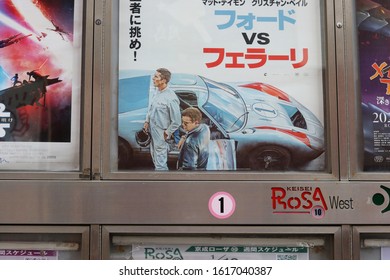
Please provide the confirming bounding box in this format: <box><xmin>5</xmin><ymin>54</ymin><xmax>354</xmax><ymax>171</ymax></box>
<box><xmin>96</xmin><ymin>0</ymin><xmax>340</xmax><ymax>181</ymax></box>
<box><xmin>89</xmin><ymin>224</ymin><xmax>101</xmax><ymax>260</ymax></box>
<box><xmin>0</xmin><ymin>0</ymin><xmax>94</xmax><ymax>180</ymax></box>
<box><xmin>344</xmin><ymin>0</ymin><xmax>364</xmax><ymax>180</ymax></box>
<box><xmin>335</xmin><ymin>0</ymin><xmax>350</xmax><ymax>180</ymax></box>
<box><xmin>91</xmin><ymin>0</ymin><xmax>107</xmax><ymax>180</ymax></box>
<box><xmin>352</xmin><ymin>226</ymin><xmax>390</xmax><ymax>260</ymax></box>
<box><xmin>341</xmin><ymin>225</ymin><xmax>353</xmax><ymax>260</ymax></box>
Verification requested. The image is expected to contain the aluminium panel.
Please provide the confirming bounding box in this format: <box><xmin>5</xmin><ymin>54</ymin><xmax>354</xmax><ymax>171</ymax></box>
<box><xmin>0</xmin><ymin>180</ymin><xmax>389</xmax><ymax>225</ymax></box>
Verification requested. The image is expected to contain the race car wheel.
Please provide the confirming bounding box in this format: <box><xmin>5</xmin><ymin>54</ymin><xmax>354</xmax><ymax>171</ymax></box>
<box><xmin>118</xmin><ymin>137</ymin><xmax>133</xmax><ymax>169</ymax></box>
<box><xmin>249</xmin><ymin>145</ymin><xmax>291</xmax><ymax>170</ymax></box>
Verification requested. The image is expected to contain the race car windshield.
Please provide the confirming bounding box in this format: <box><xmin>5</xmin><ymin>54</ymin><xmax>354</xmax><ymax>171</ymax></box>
<box><xmin>202</xmin><ymin>78</ymin><xmax>247</xmax><ymax>133</ymax></box>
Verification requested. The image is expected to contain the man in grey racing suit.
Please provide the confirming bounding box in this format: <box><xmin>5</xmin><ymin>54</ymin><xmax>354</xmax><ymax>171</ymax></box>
<box><xmin>144</xmin><ymin>68</ymin><xmax>181</xmax><ymax>170</ymax></box>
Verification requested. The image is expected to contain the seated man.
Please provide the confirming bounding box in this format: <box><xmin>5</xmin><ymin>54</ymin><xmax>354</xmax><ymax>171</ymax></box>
<box><xmin>177</xmin><ymin>107</ymin><xmax>210</xmax><ymax>170</ymax></box>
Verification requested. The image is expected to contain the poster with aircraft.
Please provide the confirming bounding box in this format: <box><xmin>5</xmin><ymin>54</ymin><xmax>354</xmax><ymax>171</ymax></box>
<box><xmin>0</xmin><ymin>0</ymin><xmax>82</xmax><ymax>171</ymax></box>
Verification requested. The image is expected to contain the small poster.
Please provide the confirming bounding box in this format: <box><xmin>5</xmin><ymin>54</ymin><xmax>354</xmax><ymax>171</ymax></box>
<box><xmin>0</xmin><ymin>249</ymin><xmax>58</xmax><ymax>260</ymax></box>
<box><xmin>131</xmin><ymin>244</ymin><xmax>309</xmax><ymax>260</ymax></box>
<box><xmin>0</xmin><ymin>0</ymin><xmax>83</xmax><ymax>171</ymax></box>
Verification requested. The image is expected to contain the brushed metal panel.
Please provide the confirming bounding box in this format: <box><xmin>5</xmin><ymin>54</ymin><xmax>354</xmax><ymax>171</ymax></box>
<box><xmin>0</xmin><ymin>181</ymin><xmax>388</xmax><ymax>225</ymax></box>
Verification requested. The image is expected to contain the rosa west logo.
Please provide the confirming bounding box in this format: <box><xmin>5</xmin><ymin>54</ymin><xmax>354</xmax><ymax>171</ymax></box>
<box><xmin>144</xmin><ymin>247</ymin><xmax>184</xmax><ymax>260</ymax></box>
<box><xmin>372</xmin><ymin>185</ymin><xmax>390</xmax><ymax>213</ymax></box>
<box><xmin>272</xmin><ymin>187</ymin><xmax>354</xmax><ymax>219</ymax></box>
<box><xmin>272</xmin><ymin>187</ymin><xmax>327</xmax><ymax>219</ymax></box>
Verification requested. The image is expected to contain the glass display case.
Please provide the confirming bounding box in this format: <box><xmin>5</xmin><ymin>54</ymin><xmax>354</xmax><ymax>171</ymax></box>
<box><xmin>353</xmin><ymin>226</ymin><xmax>390</xmax><ymax>260</ymax></box>
<box><xmin>95</xmin><ymin>0</ymin><xmax>340</xmax><ymax>181</ymax></box>
<box><xmin>346</xmin><ymin>0</ymin><xmax>390</xmax><ymax>179</ymax></box>
<box><xmin>102</xmin><ymin>226</ymin><xmax>342</xmax><ymax>260</ymax></box>
<box><xmin>0</xmin><ymin>226</ymin><xmax>90</xmax><ymax>260</ymax></box>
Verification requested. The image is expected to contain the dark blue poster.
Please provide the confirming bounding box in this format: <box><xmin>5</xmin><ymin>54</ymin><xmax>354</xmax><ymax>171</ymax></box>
<box><xmin>357</xmin><ymin>0</ymin><xmax>390</xmax><ymax>171</ymax></box>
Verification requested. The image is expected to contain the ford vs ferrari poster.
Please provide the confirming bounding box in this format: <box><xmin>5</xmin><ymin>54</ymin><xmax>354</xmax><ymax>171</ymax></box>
<box><xmin>117</xmin><ymin>0</ymin><xmax>326</xmax><ymax>172</ymax></box>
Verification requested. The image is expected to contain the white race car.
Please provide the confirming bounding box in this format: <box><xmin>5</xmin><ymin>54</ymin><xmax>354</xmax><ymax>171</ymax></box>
<box><xmin>118</xmin><ymin>72</ymin><xmax>324</xmax><ymax>170</ymax></box>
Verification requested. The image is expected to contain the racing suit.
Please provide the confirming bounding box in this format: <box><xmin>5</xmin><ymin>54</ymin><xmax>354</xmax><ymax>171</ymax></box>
<box><xmin>146</xmin><ymin>86</ymin><xmax>181</xmax><ymax>170</ymax></box>
<box><xmin>177</xmin><ymin>123</ymin><xmax>210</xmax><ymax>170</ymax></box>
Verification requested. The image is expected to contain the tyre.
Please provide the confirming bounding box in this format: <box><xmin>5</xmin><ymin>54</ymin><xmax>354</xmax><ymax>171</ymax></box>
<box><xmin>249</xmin><ymin>145</ymin><xmax>291</xmax><ymax>170</ymax></box>
<box><xmin>118</xmin><ymin>137</ymin><xmax>133</xmax><ymax>170</ymax></box>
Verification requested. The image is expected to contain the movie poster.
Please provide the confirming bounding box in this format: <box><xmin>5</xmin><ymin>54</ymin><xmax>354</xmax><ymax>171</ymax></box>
<box><xmin>356</xmin><ymin>0</ymin><xmax>390</xmax><ymax>171</ymax></box>
<box><xmin>129</xmin><ymin>244</ymin><xmax>309</xmax><ymax>260</ymax></box>
<box><xmin>117</xmin><ymin>0</ymin><xmax>326</xmax><ymax>172</ymax></box>
<box><xmin>0</xmin><ymin>0</ymin><xmax>82</xmax><ymax>171</ymax></box>
<box><xmin>0</xmin><ymin>249</ymin><xmax>58</xmax><ymax>260</ymax></box>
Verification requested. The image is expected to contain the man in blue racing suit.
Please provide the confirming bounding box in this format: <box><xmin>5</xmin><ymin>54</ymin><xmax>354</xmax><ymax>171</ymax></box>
<box><xmin>177</xmin><ymin>107</ymin><xmax>210</xmax><ymax>170</ymax></box>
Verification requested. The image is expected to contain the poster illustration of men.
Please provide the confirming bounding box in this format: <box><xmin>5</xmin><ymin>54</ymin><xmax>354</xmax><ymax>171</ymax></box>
<box><xmin>0</xmin><ymin>0</ymin><xmax>82</xmax><ymax>171</ymax></box>
<box><xmin>356</xmin><ymin>0</ymin><xmax>390</xmax><ymax>171</ymax></box>
<box><xmin>117</xmin><ymin>0</ymin><xmax>326</xmax><ymax>172</ymax></box>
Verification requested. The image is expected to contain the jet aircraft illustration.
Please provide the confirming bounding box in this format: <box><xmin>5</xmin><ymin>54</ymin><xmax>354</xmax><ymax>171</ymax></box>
<box><xmin>0</xmin><ymin>33</ymin><xmax>32</xmax><ymax>49</ymax></box>
<box><xmin>47</xmin><ymin>20</ymin><xmax>70</xmax><ymax>40</ymax></box>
